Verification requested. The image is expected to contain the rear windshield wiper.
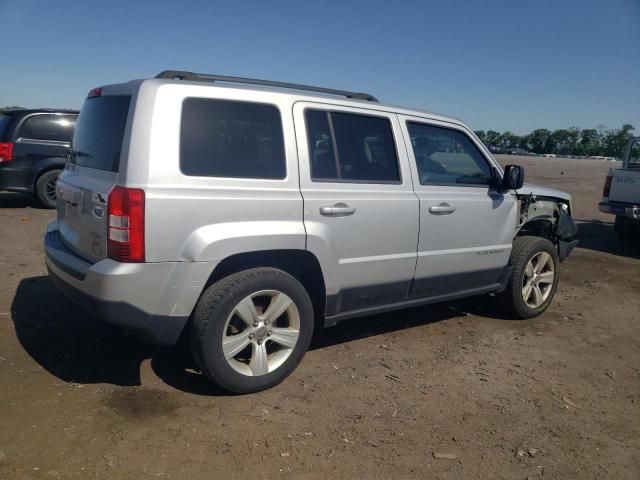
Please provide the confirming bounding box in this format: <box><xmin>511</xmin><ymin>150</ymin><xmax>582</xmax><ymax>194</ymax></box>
<box><xmin>69</xmin><ymin>149</ymin><xmax>93</xmax><ymax>161</ymax></box>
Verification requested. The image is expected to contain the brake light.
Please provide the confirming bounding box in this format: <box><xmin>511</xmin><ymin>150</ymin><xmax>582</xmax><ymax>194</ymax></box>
<box><xmin>0</xmin><ymin>142</ymin><xmax>14</xmax><ymax>162</ymax></box>
<box><xmin>602</xmin><ymin>173</ymin><xmax>613</xmax><ymax>198</ymax></box>
<box><xmin>88</xmin><ymin>87</ymin><xmax>103</xmax><ymax>98</ymax></box>
<box><xmin>107</xmin><ymin>187</ymin><xmax>145</xmax><ymax>262</ymax></box>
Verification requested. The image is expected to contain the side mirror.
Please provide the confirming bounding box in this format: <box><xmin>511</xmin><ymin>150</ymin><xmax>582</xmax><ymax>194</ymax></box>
<box><xmin>501</xmin><ymin>164</ymin><xmax>525</xmax><ymax>191</ymax></box>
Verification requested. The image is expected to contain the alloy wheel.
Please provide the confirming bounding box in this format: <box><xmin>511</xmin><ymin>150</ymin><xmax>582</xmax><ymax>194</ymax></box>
<box><xmin>521</xmin><ymin>251</ymin><xmax>555</xmax><ymax>308</ymax></box>
<box><xmin>45</xmin><ymin>174</ymin><xmax>58</xmax><ymax>203</ymax></box>
<box><xmin>222</xmin><ymin>290</ymin><xmax>300</xmax><ymax>376</ymax></box>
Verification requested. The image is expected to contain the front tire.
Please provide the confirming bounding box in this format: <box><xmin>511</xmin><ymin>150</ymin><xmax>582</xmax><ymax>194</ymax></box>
<box><xmin>190</xmin><ymin>267</ymin><xmax>314</xmax><ymax>394</ymax></box>
<box><xmin>499</xmin><ymin>236</ymin><xmax>560</xmax><ymax>319</ymax></box>
<box><xmin>35</xmin><ymin>169</ymin><xmax>61</xmax><ymax>208</ymax></box>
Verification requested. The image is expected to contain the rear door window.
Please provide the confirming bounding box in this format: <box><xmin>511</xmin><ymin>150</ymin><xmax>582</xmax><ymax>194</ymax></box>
<box><xmin>70</xmin><ymin>96</ymin><xmax>131</xmax><ymax>172</ymax></box>
<box><xmin>17</xmin><ymin>114</ymin><xmax>77</xmax><ymax>142</ymax></box>
<box><xmin>305</xmin><ymin>109</ymin><xmax>400</xmax><ymax>183</ymax></box>
<box><xmin>180</xmin><ymin>98</ymin><xmax>286</xmax><ymax>179</ymax></box>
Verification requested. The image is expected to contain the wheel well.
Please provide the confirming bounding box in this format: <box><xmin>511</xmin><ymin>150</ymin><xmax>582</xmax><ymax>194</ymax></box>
<box><xmin>33</xmin><ymin>165</ymin><xmax>63</xmax><ymax>191</ymax></box>
<box><xmin>517</xmin><ymin>218</ymin><xmax>556</xmax><ymax>242</ymax></box>
<box><xmin>206</xmin><ymin>250</ymin><xmax>326</xmax><ymax>321</ymax></box>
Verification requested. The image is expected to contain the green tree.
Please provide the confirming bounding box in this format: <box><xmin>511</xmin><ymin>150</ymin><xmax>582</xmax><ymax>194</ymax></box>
<box><xmin>577</xmin><ymin>129</ymin><xmax>600</xmax><ymax>156</ymax></box>
<box><xmin>498</xmin><ymin>131</ymin><xmax>520</xmax><ymax>149</ymax></box>
<box><xmin>529</xmin><ymin>129</ymin><xmax>552</xmax><ymax>153</ymax></box>
<box><xmin>544</xmin><ymin>135</ymin><xmax>558</xmax><ymax>154</ymax></box>
<box><xmin>566</xmin><ymin>127</ymin><xmax>581</xmax><ymax>154</ymax></box>
<box><xmin>485</xmin><ymin>130</ymin><xmax>501</xmax><ymax>146</ymax></box>
<box><xmin>550</xmin><ymin>129</ymin><xmax>573</xmax><ymax>154</ymax></box>
<box><xmin>0</xmin><ymin>106</ymin><xmax>24</xmax><ymax>113</ymax></box>
<box><xmin>603</xmin><ymin>124</ymin><xmax>635</xmax><ymax>158</ymax></box>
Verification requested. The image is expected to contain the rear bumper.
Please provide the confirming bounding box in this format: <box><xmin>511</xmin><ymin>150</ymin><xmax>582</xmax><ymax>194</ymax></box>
<box><xmin>0</xmin><ymin>165</ymin><xmax>31</xmax><ymax>192</ymax></box>
<box><xmin>44</xmin><ymin>225</ymin><xmax>213</xmax><ymax>345</ymax></box>
<box><xmin>598</xmin><ymin>201</ymin><xmax>640</xmax><ymax>220</ymax></box>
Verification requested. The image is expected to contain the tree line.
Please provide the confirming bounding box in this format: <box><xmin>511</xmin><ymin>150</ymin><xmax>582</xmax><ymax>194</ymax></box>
<box><xmin>474</xmin><ymin>124</ymin><xmax>635</xmax><ymax>158</ymax></box>
<box><xmin>3</xmin><ymin>105</ymin><xmax>634</xmax><ymax>159</ymax></box>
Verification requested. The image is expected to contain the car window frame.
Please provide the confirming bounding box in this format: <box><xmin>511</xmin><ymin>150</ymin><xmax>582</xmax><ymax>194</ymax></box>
<box><xmin>626</xmin><ymin>139</ymin><xmax>640</xmax><ymax>168</ymax></box>
<box><xmin>403</xmin><ymin>118</ymin><xmax>499</xmax><ymax>189</ymax></box>
<box><xmin>179</xmin><ymin>96</ymin><xmax>288</xmax><ymax>181</ymax></box>
<box><xmin>304</xmin><ymin>107</ymin><xmax>403</xmax><ymax>185</ymax></box>
<box><xmin>13</xmin><ymin>112</ymin><xmax>77</xmax><ymax>144</ymax></box>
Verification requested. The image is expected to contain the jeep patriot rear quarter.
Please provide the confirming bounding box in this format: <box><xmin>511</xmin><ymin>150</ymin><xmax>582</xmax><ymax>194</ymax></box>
<box><xmin>45</xmin><ymin>71</ymin><xmax>577</xmax><ymax>393</ymax></box>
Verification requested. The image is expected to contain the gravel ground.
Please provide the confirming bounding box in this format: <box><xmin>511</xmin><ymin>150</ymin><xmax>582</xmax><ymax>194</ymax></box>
<box><xmin>0</xmin><ymin>155</ymin><xmax>638</xmax><ymax>479</ymax></box>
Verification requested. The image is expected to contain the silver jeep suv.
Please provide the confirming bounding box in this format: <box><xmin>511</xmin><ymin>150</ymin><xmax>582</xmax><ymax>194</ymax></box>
<box><xmin>45</xmin><ymin>71</ymin><xmax>578</xmax><ymax>393</ymax></box>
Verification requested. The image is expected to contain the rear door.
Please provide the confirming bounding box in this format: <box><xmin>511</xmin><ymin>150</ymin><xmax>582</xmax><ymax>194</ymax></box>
<box><xmin>399</xmin><ymin>116</ymin><xmax>518</xmax><ymax>298</ymax></box>
<box><xmin>293</xmin><ymin>102</ymin><xmax>419</xmax><ymax>315</ymax></box>
<box><xmin>56</xmin><ymin>94</ymin><xmax>132</xmax><ymax>262</ymax></box>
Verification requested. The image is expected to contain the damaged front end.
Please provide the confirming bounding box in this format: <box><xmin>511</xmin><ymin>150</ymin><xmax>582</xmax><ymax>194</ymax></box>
<box><xmin>516</xmin><ymin>185</ymin><xmax>578</xmax><ymax>261</ymax></box>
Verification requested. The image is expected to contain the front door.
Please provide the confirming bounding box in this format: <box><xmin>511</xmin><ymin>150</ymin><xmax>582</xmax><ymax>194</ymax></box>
<box><xmin>399</xmin><ymin>116</ymin><xmax>518</xmax><ymax>299</ymax></box>
<box><xmin>293</xmin><ymin>103</ymin><xmax>419</xmax><ymax>315</ymax></box>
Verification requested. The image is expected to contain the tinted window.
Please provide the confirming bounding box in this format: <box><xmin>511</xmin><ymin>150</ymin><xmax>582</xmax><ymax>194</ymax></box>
<box><xmin>18</xmin><ymin>114</ymin><xmax>76</xmax><ymax>142</ymax></box>
<box><xmin>71</xmin><ymin>96</ymin><xmax>131</xmax><ymax>172</ymax></box>
<box><xmin>180</xmin><ymin>98</ymin><xmax>285</xmax><ymax>179</ymax></box>
<box><xmin>306</xmin><ymin>110</ymin><xmax>400</xmax><ymax>183</ymax></box>
<box><xmin>407</xmin><ymin>122</ymin><xmax>492</xmax><ymax>186</ymax></box>
<box><xmin>629</xmin><ymin>140</ymin><xmax>640</xmax><ymax>168</ymax></box>
<box><xmin>0</xmin><ymin>114</ymin><xmax>12</xmax><ymax>139</ymax></box>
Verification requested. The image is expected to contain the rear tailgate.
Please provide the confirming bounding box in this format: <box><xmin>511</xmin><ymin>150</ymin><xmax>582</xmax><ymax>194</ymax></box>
<box><xmin>609</xmin><ymin>169</ymin><xmax>640</xmax><ymax>205</ymax></box>
<box><xmin>56</xmin><ymin>94</ymin><xmax>131</xmax><ymax>262</ymax></box>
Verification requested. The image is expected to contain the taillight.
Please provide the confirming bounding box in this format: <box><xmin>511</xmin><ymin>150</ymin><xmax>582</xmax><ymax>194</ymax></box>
<box><xmin>88</xmin><ymin>87</ymin><xmax>103</xmax><ymax>98</ymax></box>
<box><xmin>107</xmin><ymin>186</ymin><xmax>145</xmax><ymax>262</ymax></box>
<box><xmin>602</xmin><ymin>173</ymin><xmax>613</xmax><ymax>198</ymax></box>
<box><xmin>0</xmin><ymin>142</ymin><xmax>14</xmax><ymax>162</ymax></box>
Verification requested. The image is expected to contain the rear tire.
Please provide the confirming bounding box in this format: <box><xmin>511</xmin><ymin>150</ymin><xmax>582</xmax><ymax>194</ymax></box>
<box><xmin>35</xmin><ymin>169</ymin><xmax>61</xmax><ymax>208</ymax></box>
<box><xmin>614</xmin><ymin>215</ymin><xmax>637</xmax><ymax>243</ymax></box>
<box><xmin>190</xmin><ymin>267</ymin><xmax>314</xmax><ymax>394</ymax></box>
<box><xmin>499</xmin><ymin>236</ymin><xmax>560</xmax><ymax>319</ymax></box>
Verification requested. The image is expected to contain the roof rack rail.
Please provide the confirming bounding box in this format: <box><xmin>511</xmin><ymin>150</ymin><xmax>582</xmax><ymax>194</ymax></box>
<box><xmin>155</xmin><ymin>70</ymin><xmax>378</xmax><ymax>102</ymax></box>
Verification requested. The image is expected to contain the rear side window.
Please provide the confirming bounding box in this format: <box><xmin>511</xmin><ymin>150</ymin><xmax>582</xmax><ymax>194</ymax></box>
<box><xmin>0</xmin><ymin>114</ymin><xmax>12</xmax><ymax>139</ymax></box>
<box><xmin>180</xmin><ymin>98</ymin><xmax>286</xmax><ymax>179</ymax></box>
<box><xmin>70</xmin><ymin>96</ymin><xmax>131</xmax><ymax>172</ymax></box>
<box><xmin>407</xmin><ymin>122</ymin><xmax>492</xmax><ymax>186</ymax></box>
<box><xmin>17</xmin><ymin>114</ymin><xmax>76</xmax><ymax>142</ymax></box>
<box><xmin>305</xmin><ymin>109</ymin><xmax>400</xmax><ymax>183</ymax></box>
<box><xmin>629</xmin><ymin>139</ymin><xmax>640</xmax><ymax>168</ymax></box>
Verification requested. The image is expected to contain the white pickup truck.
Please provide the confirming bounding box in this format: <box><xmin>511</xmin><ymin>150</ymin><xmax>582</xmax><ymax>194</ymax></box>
<box><xmin>599</xmin><ymin>137</ymin><xmax>640</xmax><ymax>240</ymax></box>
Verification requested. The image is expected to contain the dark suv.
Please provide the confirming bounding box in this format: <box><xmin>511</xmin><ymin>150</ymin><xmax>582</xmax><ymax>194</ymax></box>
<box><xmin>0</xmin><ymin>108</ymin><xmax>78</xmax><ymax>207</ymax></box>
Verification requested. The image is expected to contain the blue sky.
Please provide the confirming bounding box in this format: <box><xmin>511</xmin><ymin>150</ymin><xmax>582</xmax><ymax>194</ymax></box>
<box><xmin>1</xmin><ymin>0</ymin><xmax>638</xmax><ymax>134</ymax></box>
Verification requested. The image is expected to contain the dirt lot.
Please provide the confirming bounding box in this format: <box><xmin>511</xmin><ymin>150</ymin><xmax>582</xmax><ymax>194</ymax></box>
<box><xmin>0</xmin><ymin>156</ymin><xmax>638</xmax><ymax>479</ymax></box>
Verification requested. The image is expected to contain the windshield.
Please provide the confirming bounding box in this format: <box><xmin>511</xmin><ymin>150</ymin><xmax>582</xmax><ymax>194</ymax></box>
<box><xmin>70</xmin><ymin>96</ymin><xmax>131</xmax><ymax>172</ymax></box>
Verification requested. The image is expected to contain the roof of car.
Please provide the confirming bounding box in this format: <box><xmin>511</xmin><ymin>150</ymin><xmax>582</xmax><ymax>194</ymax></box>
<box><xmin>1</xmin><ymin>108</ymin><xmax>79</xmax><ymax>115</ymax></box>
<box><xmin>144</xmin><ymin>72</ymin><xmax>467</xmax><ymax>129</ymax></box>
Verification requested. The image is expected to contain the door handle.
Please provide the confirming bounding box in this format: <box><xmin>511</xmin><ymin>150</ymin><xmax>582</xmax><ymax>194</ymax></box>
<box><xmin>429</xmin><ymin>202</ymin><xmax>456</xmax><ymax>215</ymax></box>
<box><xmin>320</xmin><ymin>203</ymin><xmax>356</xmax><ymax>217</ymax></box>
